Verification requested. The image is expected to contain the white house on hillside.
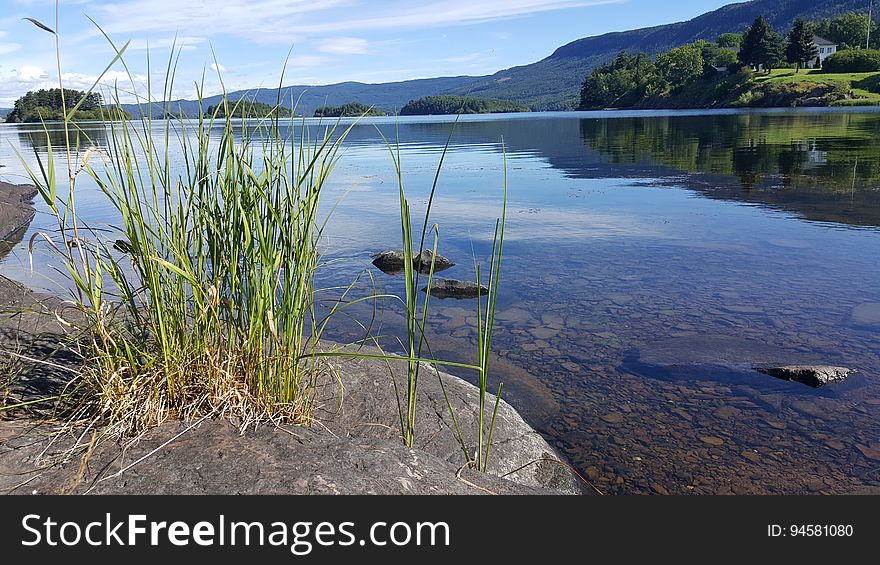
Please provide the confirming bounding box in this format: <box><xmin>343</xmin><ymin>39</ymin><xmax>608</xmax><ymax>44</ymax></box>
<box><xmin>807</xmin><ymin>36</ymin><xmax>838</xmax><ymax>68</ymax></box>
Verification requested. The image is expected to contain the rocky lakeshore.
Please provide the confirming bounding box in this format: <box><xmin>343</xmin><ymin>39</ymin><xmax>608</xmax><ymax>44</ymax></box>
<box><xmin>0</xmin><ymin>182</ymin><xmax>37</xmax><ymax>257</ymax></box>
<box><xmin>0</xmin><ymin>357</ymin><xmax>584</xmax><ymax>495</ymax></box>
<box><xmin>0</xmin><ymin>182</ymin><xmax>582</xmax><ymax>495</ymax></box>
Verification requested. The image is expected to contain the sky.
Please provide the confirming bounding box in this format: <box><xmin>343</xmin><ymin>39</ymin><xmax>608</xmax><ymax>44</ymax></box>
<box><xmin>0</xmin><ymin>0</ymin><xmax>734</xmax><ymax>106</ymax></box>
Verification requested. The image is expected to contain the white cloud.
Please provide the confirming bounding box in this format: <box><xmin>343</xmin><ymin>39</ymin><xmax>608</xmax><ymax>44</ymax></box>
<box><xmin>319</xmin><ymin>37</ymin><xmax>370</xmax><ymax>55</ymax></box>
<box><xmin>91</xmin><ymin>0</ymin><xmax>617</xmax><ymax>42</ymax></box>
<box><xmin>287</xmin><ymin>54</ymin><xmax>328</xmax><ymax>67</ymax></box>
<box><xmin>94</xmin><ymin>0</ymin><xmax>350</xmax><ymax>39</ymax></box>
<box><xmin>127</xmin><ymin>36</ymin><xmax>207</xmax><ymax>51</ymax></box>
<box><xmin>0</xmin><ymin>65</ymin><xmax>149</xmax><ymax>105</ymax></box>
<box><xmin>442</xmin><ymin>52</ymin><xmax>483</xmax><ymax>63</ymax></box>
<box><xmin>18</xmin><ymin>65</ymin><xmax>47</xmax><ymax>81</ymax></box>
<box><xmin>296</xmin><ymin>1</ymin><xmax>615</xmax><ymax>34</ymax></box>
<box><xmin>209</xmin><ymin>62</ymin><xmax>225</xmax><ymax>72</ymax></box>
<box><xmin>60</xmin><ymin>69</ymin><xmax>146</xmax><ymax>90</ymax></box>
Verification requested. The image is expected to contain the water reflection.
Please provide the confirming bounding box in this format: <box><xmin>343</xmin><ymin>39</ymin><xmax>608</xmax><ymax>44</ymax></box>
<box><xmin>11</xmin><ymin>111</ymin><xmax>880</xmax><ymax>230</ymax></box>
<box><xmin>3</xmin><ymin>110</ymin><xmax>880</xmax><ymax>495</ymax></box>
<box><xmin>580</xmin><ymin>113</ymin><xmax>880</xmax><ymax>185</ymax></box>
<box><xmin>577</xmin><ymin>112</ymin><xmax>880</xmax><ymax>227</ymax></box>
<box><xmin>15</xmin><ymin>122</ymin><xmax>110</xmax><ymax>153</ymax></box>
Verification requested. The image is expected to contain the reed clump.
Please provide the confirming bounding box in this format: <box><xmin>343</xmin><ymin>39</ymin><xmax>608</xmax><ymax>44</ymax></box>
<box><xmin>18</xmin><ymin>11</ymin><xmax>509</xmax><ymax>474</ymax></box>
<box><xmin>20</xmin><ymin>18</ymin><xmax>357</xmax><ymax>434</ymax></box>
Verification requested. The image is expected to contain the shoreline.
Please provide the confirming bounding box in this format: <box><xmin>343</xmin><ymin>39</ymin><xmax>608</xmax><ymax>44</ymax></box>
<box><xmin>0</xmin><ymin>182</ymin><xmax>37</xmax><ymax>258</ymax></box>
<box><xmin>0</xmin><ymin>183</ymin><xmax>583</xmax><ymax>495</ymax></box>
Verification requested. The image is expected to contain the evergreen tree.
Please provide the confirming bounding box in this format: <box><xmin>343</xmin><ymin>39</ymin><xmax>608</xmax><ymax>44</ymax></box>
<box><xmin>760</xmin><ymin>31</ymin><xmax>786</xmax><ymax>71</ymax></box>
<box><xmin>739</xmin><ymin>16</ymin><xmax>771</xmax><ymax>68</ymax></box>
<box><xmin>785</xmin><ymin>19</ymin><xmax>818</xmax><ymax>71</ymax></box>
<box><xmin>739</xmin><ymin>16</ymin><xmax>784</xmax><ymax>72</ymax></box>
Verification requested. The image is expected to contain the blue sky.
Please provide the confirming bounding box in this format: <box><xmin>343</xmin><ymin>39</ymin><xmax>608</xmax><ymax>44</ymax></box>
<box><xmin>0</xmin><ymin>0</ymin><xmax>732</xmax><ymax>106</ymax></box>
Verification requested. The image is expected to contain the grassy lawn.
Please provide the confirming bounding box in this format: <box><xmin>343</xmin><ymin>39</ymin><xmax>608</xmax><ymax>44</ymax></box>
<box><xmin>751</xmin><ymin>69</ymin><xmax>880</xmax><ymax>105</ymax></box>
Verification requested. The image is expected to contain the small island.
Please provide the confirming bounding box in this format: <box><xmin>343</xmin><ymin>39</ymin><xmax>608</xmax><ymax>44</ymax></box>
<box><xmin>313</xmin><ymin>102</ymin><xmax>385</xmax><ymax>117</ymax></box>
<box><xmin>6</xmin><ymin>88</ymin><xmax>131</xmax><ymax>122</ymax></box>
<box><xmin>205</xmin><ymin>100</ymin><xmax>292</xmax><ymax>118</ymax></box>
<box><xmin>399</xmin><ymin>95</ymin><xmax>531</xmax><ymax>115</ymax></box>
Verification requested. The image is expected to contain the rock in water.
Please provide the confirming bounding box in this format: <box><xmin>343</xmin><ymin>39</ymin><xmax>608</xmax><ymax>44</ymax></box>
<box><xmin>413</xmin><ymin>249</ymin><xmax>454</xmax><ymax>274</ymax></box>
<box><xmin>422</xmin><ymin>278</ymin><xmax>488</xmax><ymax>299</ymax></box>
<box><xmin>113</xmin><ymin>239</ymin><xmax>134</xmax><ymax>254</ymax></box>
<box><xmin>754</xmin><ymin>365</ymin><xmax>855</xmax><ymax>388</ymax></box>
<box><xmin>851</xmin><ymin>303</ymin><xmax>880</xmax><ymax>328</ymax></box>
<box><xmin>371</xmin><ymin>250</ymin><xmax>406</xmax><ymax>274</ymax></box>
<box><xmin>371</xmin><ymin>249</ymin><xmax>455</xmax><ymax>275</ymax></box>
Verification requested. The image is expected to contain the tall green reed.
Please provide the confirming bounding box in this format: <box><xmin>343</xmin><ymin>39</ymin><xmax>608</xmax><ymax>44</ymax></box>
<box><xmin>19</xmin><ymin>6</ymin><xmax>510</xmax><ymax>474</ymax></box>
<box><xmin>20</xmin><ymin>14</ymin><xmax>361</xmax><ymax>433</ymax></box>
<box><xmin>473</xmin><ymin>142</ymin><xmax>508</xmax><ymax>471</ymax></box>
<box><xmin>377</xmin><ymin>128</ymin><xmax>509</xmax><ymax>470</ymax></box>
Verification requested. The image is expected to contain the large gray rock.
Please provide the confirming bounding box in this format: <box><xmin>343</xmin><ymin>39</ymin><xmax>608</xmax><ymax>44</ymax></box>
<box><xmin>422</xmin><ymin>278</ymin><xmax>488</xmax><ymax>299</ymax></box>
<box><xmin>0</xmin><ymin>341</ymin><xmax>584</xmax><ymax>495</ymax></box>
<box><xmin>413</xmin><ymin>249</ymin><xmax>455</xmax><ymax>274</ymax></box>
<box><xmin>371</xmin><ymin>249</ymin><xmax>454</xmax><ymax>276</ymax></box>
<box><xmin>0</xmin><ymin>420</ymin><xmax>552</xmax><ymax>495</ymax></box>
<box><xmin>312</xmin><ymin>345</ymin><xmax>583</xmax><ymax>494</ymax></box>
<box><xmin>754</xmin><ymin>365</ymin><xmax>855</xmax><ymax>388</ymax></box>
<box><xmin>370</xmin><ymin>249</ymin><xmax>406</xmax><ymax>274</ymax></box>
<box><xmin>0</xmin><ymin>182</ymin><xmax>37</xmax><ymax>257</ymax></box>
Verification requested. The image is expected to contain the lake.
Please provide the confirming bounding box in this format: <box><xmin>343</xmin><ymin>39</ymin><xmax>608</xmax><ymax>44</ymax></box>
<box><xmin>2</xmin><ymin>109</ymin><xmax>879</xmax><ymax>494</ymax></box>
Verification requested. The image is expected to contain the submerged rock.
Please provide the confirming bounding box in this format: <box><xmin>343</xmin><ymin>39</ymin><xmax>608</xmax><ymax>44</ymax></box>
<box><xmin>422</xmin><ymin>278</ymin><xmax>488</xmax><ymax>299</ymax></box>
<box><xmin>413</xmin><ymin>249</ymin><xmax>455</xmax><ymax>274</ymax></box>
<box><xmin>371</xmin><ymin>249</ymin><xmax>455</xmax><ymax>275</ymax></box>
<box><xmin>851</xmin><ymin>303</ymin><xmax>880</xmax><ymax>328</ymax></box>
<box><xmin>754</xmin><ymin>365</ymin><xmax>855</xmax><ymax>388</ymax></box>
<box><xmin>371</xmin><ymin>249</ymin><xmax>406</xmax><ymax>274</ymax></box>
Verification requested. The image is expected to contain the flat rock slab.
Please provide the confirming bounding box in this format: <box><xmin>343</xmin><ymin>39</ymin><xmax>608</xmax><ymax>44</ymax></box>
<box><xmin>754</xmin><ymin>365</ymin><xmax>855</xmax><ymax>388</ymax></box>
<box><xmin>422</xmin><ymin>278</ymin><xmax>488</xmax><ymax>299</ymax></box>
<box><xmin>0</xmin><ymin>420</ymin><xmax>555</xmax><ymax>495</ymax></box>
<box><xmin>0</xmin><ymin>182</ymin><xmax>37</xmax><ymax>256</ymax></box>
<box><xmin>371</xmin><ymin>249</ymin><xmax>454</xmax><ymax>276</ymax></box>
<box><xmin>0</xmin><ymin>339</ymin><xmax>583</xmax><ymax>495</ymax></box>
<box><xmin>851</xmin><ymin>303</ymin><xmax>880</xmax><ymax>328</ymax></box>
<box><xmin>0</xmin><ymin>420</ymin><xmax>572</xmax><ymax>495</ymax></box>
<box><xmin>312</xmin><ymin>345</ymin><xmax>584</xmax><ymax>494</ymax></box>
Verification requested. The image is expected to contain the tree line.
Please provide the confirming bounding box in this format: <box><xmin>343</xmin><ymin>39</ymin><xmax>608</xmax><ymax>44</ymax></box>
<box><xmin>314</xmin><ymin>102</ymin><xmax>385</xmax><ymax>117</ymax></box>
<box><xmin>399</xmin><ymin>95</ymin><xmax>530</xmax><ymax>115</ymax></box>
<box><xmin>204</xmin><ymin>100</ymin><xmax>292</xmax><ymax>118</ymax></box>
<box><xmin>579</xmin><ymin>10</ymin><xmax>880</xmax><ymax>110</ymax></box>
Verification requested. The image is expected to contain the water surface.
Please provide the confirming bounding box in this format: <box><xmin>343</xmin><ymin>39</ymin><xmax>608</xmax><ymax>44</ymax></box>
<box><xmin>2</xmin><ymin>109</ymin><xmax>879</xmax><ymax>494</ymax></box>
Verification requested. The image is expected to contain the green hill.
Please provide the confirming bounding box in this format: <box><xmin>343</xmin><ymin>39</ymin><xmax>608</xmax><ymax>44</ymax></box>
<box><xmin>121</xmin><ymin>0</ymin><xmax>874</xmax><ymax>115</ymax></box>
<box><xmin>444</xmin><ymin>0</ymin><xmax>876</xmax><ymax>109</ymax></box>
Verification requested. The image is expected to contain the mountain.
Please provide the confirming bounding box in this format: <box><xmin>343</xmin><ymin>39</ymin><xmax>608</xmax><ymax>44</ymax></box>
<box><xmin>123</xmin><ymin>0</ymin><xmax>872</xmax><ymax>116</ymax></box>
<box><xmin>444</xmin><ymin>0</ymin><xmax>873</xmax><ymax>109</ymax></box>
<box><xmin>123</xmin><ymin>76</ymin><xmax>477</xmax><ymax>119</ymax></box>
